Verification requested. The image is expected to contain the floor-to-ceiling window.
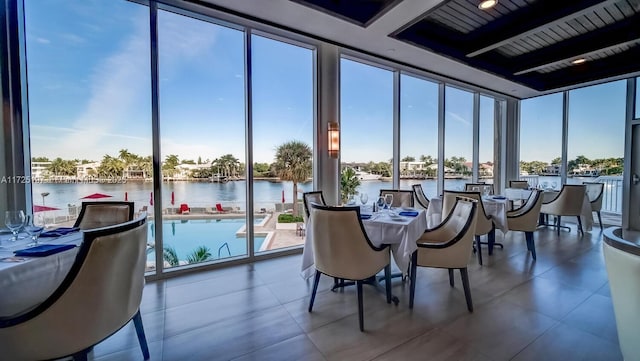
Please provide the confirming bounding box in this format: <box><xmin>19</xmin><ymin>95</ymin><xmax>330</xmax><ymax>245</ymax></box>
<box><xmin>636</xmin><ymin>76</ymin><xmax>640</xmax><ymax>120</ymax></box>
<box><xmin>479</xmin><ymin>95</ymin><xmax>495</xmax><ymax>184</ymax></box>
<box><xmin>251</xmin><ymin>34</ymin><xmax>314</xmax><ymax>253</ymax></box>
<box><xmin>567</xmin><ymin>80</ymin><xmax>625</xmax><ymax>215</ymax></box>
<box><xmin>157</xmin><ymin>10</ymin><xmax>246</xmax><ymax>268</ymax></box>
<box><xmin>399</xmin><ymin>74</ymin><xmax>438</xmax><ymax>197</ymax></box>
<box><xmin>444</xmin><ymin>86</ymin><xmax>473</xmax><ymax>190</ymax></box>
<box><xmin>520</xmin><ymin>93</ymin><xmax>563</xmax><ymax>190</ymax></box>
<box><xmin>340</xmin><ymin>58</ymin><xmax>393</xmax><ymax>204</ymax></box>
<box><xmin>23</xmin><ymin>0</ymin><xmax>154</xmax><ymax>268</ymax></box>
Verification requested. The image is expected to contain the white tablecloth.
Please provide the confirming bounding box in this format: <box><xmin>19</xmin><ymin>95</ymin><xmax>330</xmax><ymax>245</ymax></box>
<box><xmin>425</xmin><ymin>197</ymin><xmax>509</xmax><ymax>233</ymax></box>
<box><xmin>0</xmin><ymin>231</ymin><xmax>82</xmax><ymax>317</ymax></box>
<box><xmin>301</xmin><ymin>209</ymin><xmax>427</xmax><ymax>279</ymax></box>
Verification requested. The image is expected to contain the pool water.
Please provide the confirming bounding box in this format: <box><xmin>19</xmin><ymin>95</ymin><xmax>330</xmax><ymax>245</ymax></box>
<box><xmin>146</xmin><ymin>218</ymin><xmax>266</xmax><ymax>263</ymax></box>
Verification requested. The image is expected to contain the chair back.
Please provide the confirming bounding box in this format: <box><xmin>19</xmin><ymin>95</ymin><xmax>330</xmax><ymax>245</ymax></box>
<box><xmin>509</xmin><ymin>180</ymin><xmax>529</xmax><ymax>189</ymax></box>
<box><xmin>443</xmin><ymin>190</ymin><xmax>492</xmax><ymax>236</ymax></box>
<box><xmin>465</xmin><ymin>183</ymin><xmax>494</xmax><ymax>195</ymax></box>
<box><xmin>416</xmin><ymin>197</ymin><xmax>478</xmax><ymax>269</ymax></box>
<box><xmin>583</xmin><ymin>182</ymin><xmax>604</xmax><ymax>211</ymax></box>
<box><xmin>303</xmin><ymin>191</ymin><xmax>326</xmax><ymax>219</ymax></box>
<box><xmin>540</xmin><ymin>184</ymin><xmax>586</xmax><ymax>216</ymax></box>
<box><xmin>73</xmin><ymin>201</ymin><xmax>134</xmax><ymax>230</ymax></box>
<box><xmin>0</xmin><ymin>217</ymin><xmax>148</xmax><ymax>360</ymax></box>
<box><xmin>379</xmin><ymin>189</ymin><xmax>414</xmax><ymax>207</ymax></box>
<box><xmin>412</xmin><ymin>184</ymin><xmax>430</xmax><ymax>209</ymax></box>
<box><xmin>603</xmin><ymin>227</ymin><xmax>640</xmax><ymax>361</ymax></box>
<box><xmin>507</xmin><ymin>189</ymin><xmax>543</xmax><ymax>232</ymax></box>
<box><xmin>309</xmin><ymin>203</ymin><xmax>389</xmax><ymax>280</ymax></box>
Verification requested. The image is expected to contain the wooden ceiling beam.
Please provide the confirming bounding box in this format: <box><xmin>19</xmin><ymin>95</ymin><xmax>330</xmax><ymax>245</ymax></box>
<box><xmin>466</xmin><ymin>0</ymin><xmax>616</xmax><ymax>58</ymax></box>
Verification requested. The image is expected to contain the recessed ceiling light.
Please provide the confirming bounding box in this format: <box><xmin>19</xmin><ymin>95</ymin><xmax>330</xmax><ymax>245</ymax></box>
<box><xmin>478</xmin><ymin>0</ymin><xmax>498</xmax><ymax>10</ymax></box>
<box><xmin>571</xmin><ymin>58</ymin><xmax>587</xmax><ymax>65</ymax></box>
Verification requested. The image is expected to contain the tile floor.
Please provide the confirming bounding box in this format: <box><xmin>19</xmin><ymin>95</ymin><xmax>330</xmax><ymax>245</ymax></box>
<box><xmin>91</xmin><ymin>224</ymin><xmax>622</xmax><ymax>361</ymax></box>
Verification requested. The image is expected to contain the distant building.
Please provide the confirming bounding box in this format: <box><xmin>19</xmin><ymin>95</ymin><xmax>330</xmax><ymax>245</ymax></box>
<box><xmin>31</xmin><ymin>161</ymin><xmax>51</xmax><ymax>178</ymax></box>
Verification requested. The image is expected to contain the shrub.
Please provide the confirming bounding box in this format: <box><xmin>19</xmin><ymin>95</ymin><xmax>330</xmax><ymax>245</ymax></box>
<box><xmin>278</xmin><ymin>214</ymin><xmax>303</xmax><ymax>223</ymax></box>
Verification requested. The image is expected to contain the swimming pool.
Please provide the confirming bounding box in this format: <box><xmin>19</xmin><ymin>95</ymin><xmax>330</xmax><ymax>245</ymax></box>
<box><xmin>146</xmin><ymin>218</ymin><xmax>268</xmax><ymax>263</ymax></box>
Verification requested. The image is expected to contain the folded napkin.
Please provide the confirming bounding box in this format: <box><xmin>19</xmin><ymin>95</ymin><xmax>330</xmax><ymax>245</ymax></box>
<box><xmin>360</xmin><ymin>214</ymin><xmax>372</xmax><ymax>220</ymax></box>
<box><xmin>14</xmin><ymin>244</ymin><xmax>76</xmax><ymax>257</ymax></box>
<box><xmin>40</xmin><ymin>227</ymin><xmax>80</xmax><ymax>237</ymax></box>
<box><xmin>398</xmin><ymin>211</ymin><xmax>419</xmax><ymax>217</ymax></box>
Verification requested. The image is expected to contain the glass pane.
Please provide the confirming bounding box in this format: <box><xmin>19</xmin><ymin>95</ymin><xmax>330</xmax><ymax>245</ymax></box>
<box><xmin>24</xmin><ymin>1</ymin><xmax>153</xmax><ymax>271</ymax></box>
<box><xmin>568</xmin><ymin>80</ymin><xmax>624</xmax><ymax>215</ymax></box>
<box><xmin>479</xmin><ymin>95</ymin><xmax>495</xmax><ymax>185</ymax></box>
<box><xmin>520</xmin><ymin>93</ymin><xmax>563</xmax><ymax>190</ymax></box>
<box><xmin>444</xmin><ymin>86</ymin><xmax>473</xmax><ymax>190</ymax></box>
<box><xmin>158</xmin><ymin>10</ymin><xmax>245</xmax><ymax>268</ymax></box>
<box><xmin>399</xmin><ymin>74</ymin><xmax>438</xmax><ymax>198</ymax></box>
<box><xmin>251</xmin><ymin>34</ymin><xmax>314</xmax><ymax>253</ymax></box>
<box><xmin>636</xmin><ymin>76</ymin><xmax>640</xmax><ymax>120</ymax></box>
<box><xmin>340</xmin><ymin>59</ymin><xmax>393</xmax><ymax>204</ymax></box>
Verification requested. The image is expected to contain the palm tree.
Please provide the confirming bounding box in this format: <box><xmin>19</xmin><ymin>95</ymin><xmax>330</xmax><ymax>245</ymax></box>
<box><xmin>340</xmin><ymin>167</ymin><xmax>361</xmax><ymax>204</ymax></box>
<box><xmin>163</xmin><ymin>246</ymin><xmax>179</xmax><ymax>267</ymax></box>
<box><xmin>273</xmin><ymin>140</ymin><xmax>312</xmax><ymax>217</ymax></box>
<box><xmin>186</xmin><ymin>246</ymin><xmax>212</xmax><ymax>264</ymax></box>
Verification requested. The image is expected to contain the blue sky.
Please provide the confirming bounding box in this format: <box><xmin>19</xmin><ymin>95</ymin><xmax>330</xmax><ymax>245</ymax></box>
<box><xmin>25</xmin><ymin>1</ymin><xmax>626</xmax><ymax>165</ymax></box>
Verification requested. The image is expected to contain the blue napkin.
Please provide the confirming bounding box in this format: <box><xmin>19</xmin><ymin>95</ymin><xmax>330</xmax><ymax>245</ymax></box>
<box><xmin>14</xmin><ymin>244</ymin><xmax>76</xmax><ymax>257</ymax></box>
<box><xmin>398</xmin><ymin>211</ymin><xmax>419</xmax><ymax>217</ymax></box>
<box><xmin>40</xmin><ymin>227</ymin><xmax>80</xmax><ymax>237</ymax></box>
<box><xmin>360</xmin><ymin>214</ymin><xmax>372</xmax><ymax>220</ymax></box>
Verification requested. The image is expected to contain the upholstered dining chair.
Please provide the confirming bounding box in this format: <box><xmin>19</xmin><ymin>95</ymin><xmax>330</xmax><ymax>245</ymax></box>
<box><xmin>508</xmin><ymin>180</ymin><xmax>530</xmax><ymax>189</ymax></box>
<box><xmin>73</xmin><ymin>201</ymin><xmax>135</xmax><ymax>230</ymax></box>
<box><xmin>443</xmin><ymin>190</ymin><xmax>497</xmax><ymax>265</ymax></box>
<box><xmin>379</xmin><ymin>189</ymin><xmax>414</xmax><ymax>208</ymax></box>
<box><xmin>539</xmin><ymin>184</ymin><xmax>586</xmax><ymax>234</ymax></box>
<box><xmin>464</xmin><ymin>183</ymin><xmax>494</xmax><ymax>195</ymax></box>
<box><xmin>0</xmin><ymin>217</ymin><xmax>150</xmax><ymax>361</ymax></box>
<box><xmin>412</xmin><ymin>184</ymin><xmax>430</xmax><ymax>209</ymax></box>
<box><xmin>302</xmin><ymin>191</ymin><xmax>326</xmax><ymax>219</ymax></box>
<box><xmin>409</xmin><ymin>197</ymin><xmax>478</xmax><ymax>311</ymax></box>
<box><xmin>506</xmin><ymin>189</ymin><xmax>544</xmax><ymax>260</ymax></box>
<box><xmin>307</xmin><ymin>203</ymin><xmax>391</xmax><ymax>332</ymax></box>
<box><xmin>603</xmin><ymin>227</ymin><xmax>640</xmax><ymax>361</ymax></box>
<box><xmin>583</xmin><ymin>182</ymin><xmax>604</xmax><ymax>229</ymax></box>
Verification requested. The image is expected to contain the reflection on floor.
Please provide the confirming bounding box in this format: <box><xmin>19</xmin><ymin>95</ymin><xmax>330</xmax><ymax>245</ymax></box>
<box><xmin>92</xmin><ymin>224</ymin><xmax>622</xmax><ymax>361</ymax></box>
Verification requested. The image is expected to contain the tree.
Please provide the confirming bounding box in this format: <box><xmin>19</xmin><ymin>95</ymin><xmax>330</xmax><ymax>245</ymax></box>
<box><xmin>401</xmin><ymin>156</ymin><xmax>415</xmax><ymax>162</ymax></box>
<box><xmin>186</xmin><ymin>246</ymin><xmax>212</xmax><ymax>264</ymax></box>
<box><xmin>47</xmin><ymin>157</ymin><xmax>77</xmax><ymax>176</ymax></box>
<box><xmin>340</xmin><ymin>167</ymin><xmax>361</xmax><ymax>204</ymax></box>
<box><xmin>273</xmin><ymin>141</ymin><xmax>312</xmax><ymax>217</ymax></box>
<box><xmin>32</xmin><ymin>156</ymin><xmax>50</xmax><ymax>162</ymax></box>
<box><xmin>163</xmin><ymin>154</ymin><xmax>180</xmax><ymax>177</ymax></box>
<box><xmin>550</xmin><ymin>157</ymin><xmax>562</xmax><ymax>165</ymax></box>
<box><xmin>96</xmin><ymin>155</ymin><xmax>124</xmax><ymax>178</ymax></box>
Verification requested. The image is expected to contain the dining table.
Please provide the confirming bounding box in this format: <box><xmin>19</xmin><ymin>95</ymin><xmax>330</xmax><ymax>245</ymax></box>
<box><xmin>0</xmin><ymin>230</ymin><xmax>82</xmax><ymax>317</ymax></box>
<box><xmin>300</xmin><ymin>207</ymin><xmax>427</xmax><ymax>281</ymax></box>
<box><xmin>425</xmin><ymin>195</ymin><xmax>510</xmax><ymax>233</ymax></box>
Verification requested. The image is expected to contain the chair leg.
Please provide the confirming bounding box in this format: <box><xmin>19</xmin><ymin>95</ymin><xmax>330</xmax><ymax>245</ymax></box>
<box><xmin>577</xmin><ymin>216</ymin><xmax>583</xmax><ymax>234</ymax></box>
<box><xmin>525</xmin><ymin>231</ymin><xmax>536</xmax><ymax>260</ymax></box>
<box><xmin>409</xmin><ymin>251</ymin><xmax>417</xmax><ymax>309</ymax></box>
<box><xmin>448</xmin><ymin>268</ymin><xmax>454</xmax><ymax>287</ymax></box>
<box><xmin>308</xmin><ymin>271</ymin><xmax>321</xmax><ymax>312</ymax></box>
<box><xmin>459</xmin><ymin>268</ymin><xmax>473</xmax><ymax>312</ymax></box>
<box><xmin>384</xmin><ymin>263</ymin><xmax>392</xmax><ymax>304</ymax></box>
<box><xmin>356</xmin><ymin>280</ymin><xmax>364</xmax><ymax>332</ymax></box>
<box><xmin>597</xmin><ymin>211</ymin><xmax>603</xmax><ymax>229</ymax></box>
<box><xmin>133</xmin><ymin>310</ymin><xmax>150</xmax><ymax>360</ymax></box>
<box><xmin>475</xmin><ymin>235</ymin><xmax>483</xmax><ymax>265</ymax></box>
<box><xmin>557</xmin><ymin>216</ymin><xmax>561</xmax><ymax>235</ymax></box>
<box><xmin>72</xmin><ymin>350</ymin><xmax>89</xmax><ymax>361</ymax></box>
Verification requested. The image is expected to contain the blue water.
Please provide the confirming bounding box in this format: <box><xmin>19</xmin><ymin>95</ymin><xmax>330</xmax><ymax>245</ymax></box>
<box><xmin>146</xmin><ymin>218</ymin><xmax>265</xmax><ymax>263</ymax></box>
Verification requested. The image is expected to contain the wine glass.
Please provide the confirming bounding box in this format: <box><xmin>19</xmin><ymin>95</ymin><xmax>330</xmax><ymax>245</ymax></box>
<box><xmin>551</xmin><ymin>181</ymin><xmax>558</xmax><ymax>190</ymax></box>
<box><xmin>359</xmin><ymin>192</ymin><xmax>369</xmax><ymax>205</ymax></box>
<box><xmin>376</xmin><ymin>196</ymin><xmax>385</xmax><ymax>212</ymax></box>
<box><xmin>24</xmin><ymin>214</ymin><xmax>45</xmax><ymax>247</ymax></box>
<box><xmin>384</xmin><ymin>194</ymin><xmax>394</xmax><ymax>213</ymax></box>
<box><xmin>5</xmin><ymin>210</ymin><xmax>25</xmax><ymax>242</ymax></box>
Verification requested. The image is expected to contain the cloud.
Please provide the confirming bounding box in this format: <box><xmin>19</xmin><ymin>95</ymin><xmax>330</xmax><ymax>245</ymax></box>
<box><xmin>61</xmin><ymin>33</ymin><xmax>86</xmax><ymax>44</ymax></box>
<box><xmin>36</xmin><ymin>37</ymin><xmax>50</xmax><ymax>44</ymax></box>
<box><xmin>446</xmin><ymin>110</ymin><xmax>471</xmax><ymax>126</ymax></box>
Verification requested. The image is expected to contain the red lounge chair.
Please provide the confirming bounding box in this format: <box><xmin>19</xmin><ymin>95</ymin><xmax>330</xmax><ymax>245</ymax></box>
<box><xmin>179</xmin><ymin>203</ymin><xmax>190</xmax><ymax>214</ymax></box>
<box><xmin>216</xmin><ymin>203</ymin><xmax>227</xmax><ymax>213</ymax></box>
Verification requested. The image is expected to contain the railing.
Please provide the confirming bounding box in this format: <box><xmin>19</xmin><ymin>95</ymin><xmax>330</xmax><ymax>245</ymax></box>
<box><xmin>594</xmin><ymin>176</ymin><xmax>622</xmax><ymax>214</ymax></box>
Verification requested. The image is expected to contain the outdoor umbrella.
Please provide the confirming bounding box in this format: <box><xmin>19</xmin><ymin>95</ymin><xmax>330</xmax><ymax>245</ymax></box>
<box><xmin>33</xmin><ymin>205</ymin><xmax>60</xmax><ymax>212</ymax></box>
<box><xmin>124</xmin><ymin>192</ymin><xmax>128</xmax><ymax>201</ymax></box>
<box><xmin>150</xmin><ymin>192</ymin><xmax>154</xmax><ymax>206</ymax></box>
<box><xmin>282</xmin><ymin>190</ymin><xmax>285</xmax><ymax>203</ymax></box>
<box><xmin>81</xmin><ymin>193</ymin><xmax>112</xmax><ymax>199</ymax></box>
<box><xmin>171</xmin><ymin>191</ymin><xmax>175</xmax><ymax>206</ymax></box>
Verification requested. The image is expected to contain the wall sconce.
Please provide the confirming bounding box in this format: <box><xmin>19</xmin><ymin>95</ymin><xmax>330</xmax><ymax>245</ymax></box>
<box><xmin>328</xmin><ymin>122</ymin><xmax>339</xmax><ymax>159</ymax></box>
